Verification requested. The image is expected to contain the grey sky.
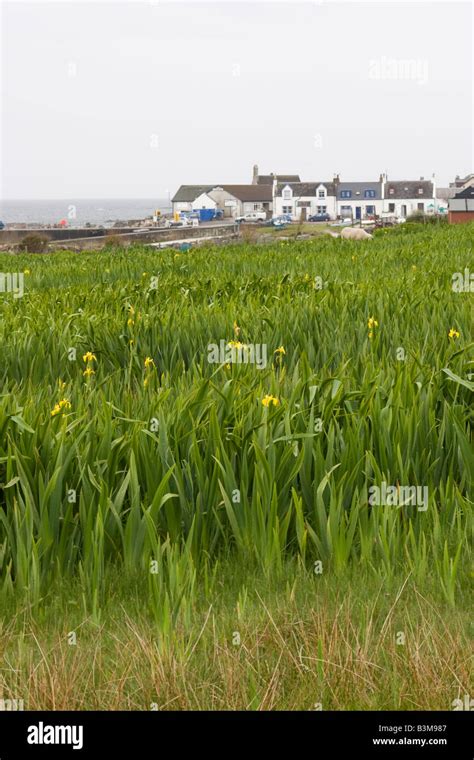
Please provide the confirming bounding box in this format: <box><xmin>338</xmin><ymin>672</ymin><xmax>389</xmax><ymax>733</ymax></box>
<box><xmin>1</xmin><ymin>1</ymin><xmax>472</xmax><ymax>199</ymax></box>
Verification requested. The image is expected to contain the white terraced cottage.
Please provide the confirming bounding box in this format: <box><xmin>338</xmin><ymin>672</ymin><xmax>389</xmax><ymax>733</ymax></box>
<box><xmin>273</xmin><ymin>181</ymin><xmax>337</xmax><ymax>220</ymax></box>
<box><xmin>171</xmin><ymin>167</ymin><xmax>440</xmax><ymax>222</ymax></box>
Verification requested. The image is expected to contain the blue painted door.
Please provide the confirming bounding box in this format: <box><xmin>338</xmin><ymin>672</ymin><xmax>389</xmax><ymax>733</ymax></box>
<box><xmin>355</xmin><ymin>206</ymin><xmax>361</xmax><ymax>220</ymax></box>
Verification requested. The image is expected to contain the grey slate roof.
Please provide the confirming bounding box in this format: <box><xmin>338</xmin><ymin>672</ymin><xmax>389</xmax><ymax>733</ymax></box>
<box><xmin>171</xmin><ymin>185</ymin><xmax>216</xmax><ymax>202</ymax></box>
<box><xmin>220</xmin><ymin>184</ymin><xmax>273</xmax><ymax>202</ymax></box>
<box><xmin>384</xmin><ymin>181</ymin><xmax>434</xmax><ymax>199</ymax></box>
<box><xmin>436</xmin><ymin>187</ymin><xmax>458</xmax><ymax>200</ymax></box>
<box><xmin>276</xmin><ymin>181</ymin><xmax>336</xmax><ymax>197</ymax></box>
<box><xmin>338</xmin><ymin>182</ymin><xmax>382</xmax><ymax>200</ymax></box>
<box><xmin>453</xmin><ymin>185</ymin><xmax>474</xmax><ymax>199</ymax></box>
<box><xmin>257</xmin><ymin>174</ymin><xmax>301</xmax><ymax>184</ymax></box>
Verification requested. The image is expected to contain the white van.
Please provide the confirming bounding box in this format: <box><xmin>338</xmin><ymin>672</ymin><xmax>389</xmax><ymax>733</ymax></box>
<box><xmin>235</xmin><ymin>211</ymin><xmax>266</xmax><ymax>223</ymax></box>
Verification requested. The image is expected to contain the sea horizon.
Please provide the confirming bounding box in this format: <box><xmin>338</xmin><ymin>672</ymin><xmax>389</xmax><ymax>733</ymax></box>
<box><xmin>0</xmin><ymin>198</ymin><xmax>172</xmax><ymax>226</ymax></box>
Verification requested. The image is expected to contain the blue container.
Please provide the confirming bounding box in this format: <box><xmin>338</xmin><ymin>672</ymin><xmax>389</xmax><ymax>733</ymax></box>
<box><xmin>198</xmin><ymin>209</ymin><xmax>215</xmax><ymax>222</ymax></box>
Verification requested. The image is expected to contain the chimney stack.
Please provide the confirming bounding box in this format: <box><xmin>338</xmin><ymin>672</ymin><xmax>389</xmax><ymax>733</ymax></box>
<box><xmin>252</xmin><ymin>164</ymin><xmax>259</xmax><ymax>185</ymax></box>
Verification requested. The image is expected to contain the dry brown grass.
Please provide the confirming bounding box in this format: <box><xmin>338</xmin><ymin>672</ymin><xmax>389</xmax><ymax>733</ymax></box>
<box><xmin>0</xmin><ymin>579</ymin><xmax>471</xmax><ymax>711</ymax></box>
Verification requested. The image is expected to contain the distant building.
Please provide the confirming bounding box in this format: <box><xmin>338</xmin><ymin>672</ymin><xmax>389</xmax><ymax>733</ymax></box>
<box><xmin>171</xmin><ymin>167</ymin><xmax>447</xmax><ymax>222</ymax></box>
<box><xmin>216</xmin><ymin>185</ymin><xmax>273</xmax><ymax>217</ymax></box>
<box><xmin>448</xmin><ymin>185</ymin><xmax>474</xmax><ymax>224</ymax></box>
<box><xmin>274</xmin><ymin>181</ymin><xmax>337</xmax><ymax>220</ymax></box>
<box><xmin>172</xmin><ymin>183</ymin><xmax>272</xmax><ymax>218</ymax></box>
<box><xmin>252</xmin><ymin>165</ymin><xmax>300</xmax><ymax>185</ymax></box>
<box><xmin>336</xmin><ymin>180</ymin><xmax>383</xmax><ymax>220</ymax></box>
<box><xmin>435</xmin><ymin>187</ymin><xmax>458</xmax><ymax>214</ymax></box>
<box><xmin>449</xmin><ymin>173</ymin><xmax>474</xmax><ymax>190</ymax></box>
<box><xmin>382</xmin><ymin>177</ymin><xmax>436</xmax><ymax>218</ymax></box>
<box><xmin>171</xmin><ymin>185</ymin><xmax>217</xmax><ymax>214</ymax></box>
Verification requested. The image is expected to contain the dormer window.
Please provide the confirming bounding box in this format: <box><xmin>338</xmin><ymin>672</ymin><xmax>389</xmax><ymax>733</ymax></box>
<box><xmin>318</xmin><ymin>189</ymin><xmax>325</xmax><ymax>198</ymax></box>
<box><xmin>364</xmin><ymin>189</ymin><xmax>375</xmax><ymax>198</ymax></box>
<box><xmin>389</xmin><ymin>188</ymin><xmax>394</xmax><ymax>195</ymax></box>
<box><xmin>341</xmin><ymin>190</ymin><xmax>352</xmax><ymax>198</ymax></box>
<box><xmin>283</xmin><ymin>187</ymin><xmax>292</xmax><ymax>200</ymax></box>
<box><xmin>418</xmin><ymin>187</ymin><xmax>424</xmax><ymax>195</ymax></box>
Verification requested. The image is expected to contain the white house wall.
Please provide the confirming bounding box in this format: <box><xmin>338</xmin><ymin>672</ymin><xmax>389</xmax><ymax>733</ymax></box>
<box><xmin>191</xmin><ymin>193</ymin><xmax>217</xmax><ymax>211</ymax></box>
<box><xmin>382</xmin><ymin>198</ymin><xmax>435</xmax><ymax>217</ymax></box>
<box><xmin>208</xmin><ymin>188</ymin><xmax>241</xmax><ymax>217</ymax></box>
<box><xmin>336</xmin><ymin>199</ymin><xmax>383</xmax><ymax>219</ymax></box>
<box><xmin>242</xmin><ymin>200</ymin><xmax>272</xmax><ymax>215</ymax></box>
<box><xmin>172</xmin><ymin>201</ymin><xmax>193</xmax><ymax>214</ymax></box>
<box><xmin>274</xmin><ymin>192</ymin><xmax>337</xmax><ymax>220</ymax></box>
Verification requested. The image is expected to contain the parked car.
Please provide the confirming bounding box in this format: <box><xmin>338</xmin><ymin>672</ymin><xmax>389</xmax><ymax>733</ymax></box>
<box><xmin>0</xmin><ymin>221</ymin><xmax>5</xmax><ymax>230</ymax></box>
<box><xmin>265</xmin><ymin>216</ymin><xmax>288</xmax><ymax>228</ymax></box>
<box><xmin>308</xmin><ymin>213</ymin><xmax>330</xmax><ymax>222</ymax></box>
<box><xmin>235</xmin><ymin>211</ymin><xmax>266</xmax><ymax>223</ymax></box>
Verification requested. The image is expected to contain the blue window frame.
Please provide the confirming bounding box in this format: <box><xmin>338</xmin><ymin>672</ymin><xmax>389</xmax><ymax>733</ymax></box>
<box><xmin>364</xmin><ymin>189</ymin><xmax>375</xmax><ymax>198</ymax></box>
<box><xmin>340</xmin><ymin>190</ymin><xmax>352</xmax><ymax>198</ymax></box>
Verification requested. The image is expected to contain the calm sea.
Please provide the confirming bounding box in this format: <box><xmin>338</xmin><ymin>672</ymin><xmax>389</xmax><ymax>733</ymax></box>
<box><xmin>0</xmin><ymin>199</ymin><xmax>171</xmax><ymax>226</ymax></box>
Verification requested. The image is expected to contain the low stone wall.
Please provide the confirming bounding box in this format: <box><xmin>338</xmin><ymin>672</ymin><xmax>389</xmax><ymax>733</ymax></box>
<box><xmin>0</xmin><ymin>227</ymin><xmax>135</xmax><ymax>244</ymax></box>
<box><xmin>47</xmin><ymin>223</ymin><xmax>240</xmax><ymax>250</ymax></box>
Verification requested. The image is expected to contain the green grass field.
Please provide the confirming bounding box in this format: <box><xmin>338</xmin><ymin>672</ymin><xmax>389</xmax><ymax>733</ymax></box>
<box><xmin>0</xmin><ymin>223</ymin><xmax>472</xmax><ymax>709</ymax></box>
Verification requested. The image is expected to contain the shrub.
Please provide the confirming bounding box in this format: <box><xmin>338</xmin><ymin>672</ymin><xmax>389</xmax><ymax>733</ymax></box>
<box><xmin>239</xmin><ymin>224</ymin><xmax>258</xmax><ymax>244</ymax></box>
<box><xmin>407</xmin><ymin>212</ymin><xmax>447</xmax><ymax>225</ymax></box>
<box><xmin>102</xmin><ymin>234</ymin><xmax>124</xmax><ymax>249</ymax></box>
<box><xmin>18</xmin><ymin>233</ymin><xmax>50</xmax><ymax>253</ymax></box>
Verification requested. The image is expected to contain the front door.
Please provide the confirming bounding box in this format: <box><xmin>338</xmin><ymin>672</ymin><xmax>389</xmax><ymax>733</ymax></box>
<box><xmin>355</xmin><ymin>206</ymin><xmax>361</xmax><ymax>220</ymax></box>
<box><xmin>300</xmin><ymin>207</ymin><xmax>307</xmax><ymax>221</ymax></box>
<box><xmin>401</xmin><ymin>205</ymin><xmax>407</xmax><ymax>217</ymax></box>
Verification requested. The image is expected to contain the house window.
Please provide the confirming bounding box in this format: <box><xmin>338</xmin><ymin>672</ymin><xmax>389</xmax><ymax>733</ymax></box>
<box><xmin>388</xmin><ymin>203</ymin><xmax>395</xmax><ymax>212</ymax></box>
<box><xmin>317</xmin><ymin>206</ymin><xmax>327</xmax><ymax>214</ymax></box>
<box><xmin>417</xmin><ymin>202</ymin><xmax>424</xmax><ymax>211</ymax></box>
<box><xmin>389</xmin><ymin>188</ymin><xmax>394</xmax><ymax>195</ymax></box>
<box><xmin>253</xmin><ymin>203</ymin><xmax>259</xmax><ymax>211</ymax></box>
<box><xmin>283</xmin><ymin>189</ymin><xmax>291</xmax><ymax>200</ymax></box>
<box><xmin>341</xmin><ymin>190</ymin><xmax>352</xmax><ymax>198</ymax></box>
<box><xmin>418</xmin><ymin>188</ymin><xmax>424</xmax><ymax>195</ymax></box>
<box><xmin>364</xmin><ymin>190</ymin><xmax>375</xmax><ymax>198</ymax></box>
<box><xmin>282</xmin><ymin>206</ymin><xmax>293</xmax><ymax>214</ymax></box>
<box><xmin>365</xmin><ymin>205</ymin><xmax>375</xmax><ymax>215</ymax></box>
<box><xmin>340</xmin><ymin>205</ymin><xmax>352</xmax><ymax>215</ymax></box>
<box><xmin>318</xmin><ymin>189</ymin><xmax>325</xmax><ymax>198</ymax></box>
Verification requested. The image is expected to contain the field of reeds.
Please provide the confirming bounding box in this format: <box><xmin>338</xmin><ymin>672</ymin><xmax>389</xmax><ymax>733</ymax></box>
<box><xmin>0</xmin><ymin>223</ymin><xmax>472</xmax><ymax>710</ymax></box>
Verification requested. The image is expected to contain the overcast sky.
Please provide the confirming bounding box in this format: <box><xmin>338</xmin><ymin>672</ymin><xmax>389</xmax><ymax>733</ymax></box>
<box><xmin>1</xmin><ymin>1</ymin><xmax>472</xmax><ymax>199</ymax></box>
